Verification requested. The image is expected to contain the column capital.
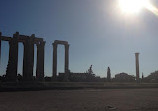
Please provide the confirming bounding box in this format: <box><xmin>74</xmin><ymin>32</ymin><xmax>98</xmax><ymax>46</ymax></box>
<box><xmin>37</xmin><ymin>41</ymin><xmax>46</xmax><ymax>47</ymax></box>
<box><xmin>36</xmin><ymin>42</ymin><xmax>40</xmax><ymax>47</ymax></box>
<box><xmin>41</xmin><ymin>41</ymin><xmax>46</xmax><ymax>46</ymax></box>
<box><xmin>52</xmin><ymin>43</ymin><xmax>57</xmax><ymax>47</ymax></box>
<box><xmin>8</xmin><ymin>39</ymin><xmax>13</xmax><ymax>45</ymax></box>
<box><xmin>135</xmin><ymin>53</ymin><xmax>139</xmax><ymax>56</ymax></box>
<box><xmin>65</xmin><ymin>44</ymin><xmax>69</xmax><ymax>49</ymax></box>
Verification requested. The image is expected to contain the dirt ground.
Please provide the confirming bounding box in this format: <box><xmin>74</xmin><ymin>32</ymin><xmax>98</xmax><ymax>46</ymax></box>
<box><xmin>0</xmin><ymin>88</ymin><xmax>158</xmax><ymax>111</ymax></box>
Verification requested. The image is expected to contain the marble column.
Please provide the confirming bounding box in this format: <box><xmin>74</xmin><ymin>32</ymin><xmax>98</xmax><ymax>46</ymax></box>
<box><xmin>53</xmin><ymin>43</ymin><xmax>57</xmax><ymax>78</ymax></box>
<box><xmin>36</xmin><ymin>41</ymin><xmax>45</xmax><ymax>81</ymax></box>
<box><xmin>23</xmin><ymin>35</ymin><xmax>34</xmax><ymax>81</ymax></box>
<box><xmin>65</xmin><ymin>44</ymin><xmax>69</xmax><ymax>73</ymax></box>
<box><xmin>135</xmin><ymin>53</ymin><xmax>140</xmax><ymax>82</ymax></box>
<box><xmin>0</xmin><ymin>32</ymin><xmax>1</xmax><ymax>66</ymax></box>
<box><xmin>6</xmin><ymin>32</ymin><xmax>19</xmax><ymax>81</ymax></box>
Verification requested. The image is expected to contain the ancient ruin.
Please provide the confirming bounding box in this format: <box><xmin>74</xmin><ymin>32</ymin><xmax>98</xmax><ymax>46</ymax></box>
<box><xmin>0</xmin><ymin>32</ymin><xmax>144</xmax><ymax>84</ymax></box>
<box><xmin>135</xmin><ymin>53</ymin><xmax>140</xmax><ymax>82</ymax></box>
<box><xmin>52</xmin><ymin>40</ymin><xmax>69</xmax><ymax>79</ymax></box>
<box><xmin>0</xmin><ymin>32</ymin><xmax>45</xmax><ymax>81</ymax></box>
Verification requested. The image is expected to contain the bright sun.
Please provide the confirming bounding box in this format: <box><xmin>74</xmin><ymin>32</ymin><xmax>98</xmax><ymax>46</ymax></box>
<box><xmin>118</xmin><ymin>0</ymin><xmax>150</xmax><ymax>14</ymax></box>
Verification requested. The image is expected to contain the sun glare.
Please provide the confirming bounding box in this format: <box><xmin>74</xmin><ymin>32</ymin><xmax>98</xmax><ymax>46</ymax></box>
<box><xmin>118</xmin><ymin>0</ymin><xmax>150</xmax><ymax>14</ymax></box>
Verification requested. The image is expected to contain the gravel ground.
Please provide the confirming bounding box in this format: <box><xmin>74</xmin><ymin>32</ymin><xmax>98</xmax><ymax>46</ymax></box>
<box><xmin>0</xmin><ymin>88</ymin><xmax>158</xmax><ymax>111</ymax></box>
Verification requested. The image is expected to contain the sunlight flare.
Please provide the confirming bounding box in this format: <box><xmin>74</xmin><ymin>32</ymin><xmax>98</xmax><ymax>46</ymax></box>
<box><xmin>118</xmin><ymin>0</ymin><xmax>158</xmax><ymax>16</ymax></box>
<box><xmin>118</xmin><ymin>0</ymin><xmax>149</xmax><ymax>14</ymax></box>
<box><xmin>145</xmin><ymin>2</ymin><xmax>158</xmax><ymax>16</ymax></box>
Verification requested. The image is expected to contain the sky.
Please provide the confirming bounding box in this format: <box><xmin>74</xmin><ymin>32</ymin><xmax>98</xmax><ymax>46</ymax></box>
<box><xmin>0</xmin><ymin>0</ymin><xmax>158</xmax><ymax>77</ymax></box>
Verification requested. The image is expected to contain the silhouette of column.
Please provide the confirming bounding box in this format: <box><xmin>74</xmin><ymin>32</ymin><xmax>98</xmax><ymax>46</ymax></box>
<box><xmin>6</xmin><ymin>32</ymin><xmax>19</xmax><ymax>81</ymax></box>
<box><xmin>53</xmin><ymin>43</ymin><xmax>57</xmax><ymax>78</ymax></box>
<box><xmin>107</xmin><ymin>67</ymin><xmax>111</xmax><ymax>82</ymax></box>
<box><xmin>36</xmin><ymin>41</ymin><xmax>45</xmax><ymax>81</ymax></box>
<box><xmin>23</xmin><ymin>35</ymin><xmax>35</xmax><ymax>81</ymax></box>
<box><xmin>23</xmin><ymin>41</ymin><xmax>28</xmax><ymax>80</ymax></box>
<box><xmin>0</xmin><ymin>32</ymin><xmax>1</xmax><ymax>66</ymax></box>
<box><xmin>65</xmin><ymin>44</ymin><xmax>69</xmax><ymax>73</ymax></box>
<box><xmin>135</xmin><ymin>53</ymin><xmax>140</xmax><ymax>82</ymax></box>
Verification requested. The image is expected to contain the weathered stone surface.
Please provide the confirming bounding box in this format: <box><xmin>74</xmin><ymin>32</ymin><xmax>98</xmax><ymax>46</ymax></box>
<box><xmin>53</xmin><ymin>43</ymin><xmax>57</xmax><ymax>79</ymax></box>
<box><xmin>36</xmin><ymin>41</ymin><xmax>45</xmax><ymax>81</ymax></box>
<box><xmin>135</xmin><ymin>53</ymin><xmax>140</xmax><ymax>82</ymax></box>
<box><xmin>23</xmin><ymin>35</ymin><xmax>35</xmax><ymax>81</ymax></box>
<box><xmin>6</xmin><ymin>33</ymin><xmax>19</xmax><ymax>81</ymax></box>
<box><xmin>52</xmin><ymin>40</ymin><xmax>69</xmax><ymax>80</ymax></box>
<box><xmin>0</xmin><ymin>32</ymin><xmax>1</xmax><ymax>66</ymax></box>
<box><xmin>1</xmin><ymin>32</ymin><xmax>45</xmax><ymax>82</ymax></box>
<box><xmin>65</xmin><ymin>44</ymin><xmax>69</xmax><ymax>73</ymax></box>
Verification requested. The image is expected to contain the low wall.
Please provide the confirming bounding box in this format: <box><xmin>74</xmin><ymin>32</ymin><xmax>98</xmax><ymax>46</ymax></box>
<box><xmin>1</xmin><ymin>82</ymin><xmax>158</xmax><ymax>91</ymax></box>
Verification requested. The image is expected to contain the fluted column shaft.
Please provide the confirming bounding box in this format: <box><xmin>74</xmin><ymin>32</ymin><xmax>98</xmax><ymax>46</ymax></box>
<box><xmin>36</xmin><ymin>41</ymin><xmax>45</xmax><ymax>81</ymax></box>
<box><xmin>53</xmin><ymin>43</ymin><xmax>57</xmax><ymax>78</ymax></box>
<box><xmin>0</xmin><ymin>32</ymin><xmax>1</xmax><ymax>66</ymax></box>
<box><xmin>65</xmin><ymin>44</ymin><xmax>69</xmax><ymax>73</ymax></box>
<box><xmin>135</xmin><ymin>53</ymin><xmax>140</xmax><ymax>82</ymax></box>
<box><xmin>6</xmin><ymin>33</ymin><xmax>19</xmax><ymax>81</ymax></box>
<box><xmin>23</xmin><ymin>35</ymin><xmax>34</xmax><ymax>81</ymax></box>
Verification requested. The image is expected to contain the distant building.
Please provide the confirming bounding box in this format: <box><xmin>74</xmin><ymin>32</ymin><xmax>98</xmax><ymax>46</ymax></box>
<box><xmin>58</xmin><ymin>72</ymin><xmax>96</xmax><ymax>82</ymax></box>
<box><xmin>107</xmin><ymin>67</ymin><xmax>111</xmax><ymax>82</ymax></box>
<box><xmin>114</xmin><ymin>72</ymin><xmax>135</xmax><ymax>82</ymax></box>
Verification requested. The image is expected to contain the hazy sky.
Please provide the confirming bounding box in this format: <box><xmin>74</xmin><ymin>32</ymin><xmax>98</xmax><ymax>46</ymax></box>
<box><xmin>0</xmin><ymin>0</ymin><xmax>158</xmax><ymax>77</ymax></box>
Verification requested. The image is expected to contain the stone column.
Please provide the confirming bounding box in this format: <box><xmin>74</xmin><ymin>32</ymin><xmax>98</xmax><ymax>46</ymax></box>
<box><xmin>6</xmin><ymin>32</ymin><xmax>19</xmax><ymax>81</ymax></box>
<box><xmin>107</xmin><ymin>67</ymin><xmax>111</xmax><ymax>82</ymax></box>
<box><xmin>23</xmin><ymin>35</ymin><xmax>35</xmax><ymax>81</ymax></box>
<box><xmin>23</xmin><ymin>41</ymin><xmax>28</xmax><ymax>80</ymax></box>
<box><xmin>0</xmin><ymin>32</ymin><xmax>1</xmax><ymax>66</ymax></box>
<box><xmin>36</xmin><ymin>42</ymin><xmax>40</xmax><ymax>80</ymax></box>
<box><xmin>135</xmin><ymin>53</ymin><xmax>140</xmax><ymax>82</ymax></box>
<box><xmin>65</xmin><ymin>44</ymin><xmax>69</xmax><ymax>73</ymax></box>
<box><xmin>53</xmin><ymin>43</ymin><xmax>57</xmax><ymax>78</ymax></box>
<box><xmin>63</xmin><ymin>44</ymin><xmax>70</xmax><ymax>82</ymax></box>
<box><xmin>36</xmin><ymin>41</ymin><xmax>45</xmax><ymax>81</ymax></box>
